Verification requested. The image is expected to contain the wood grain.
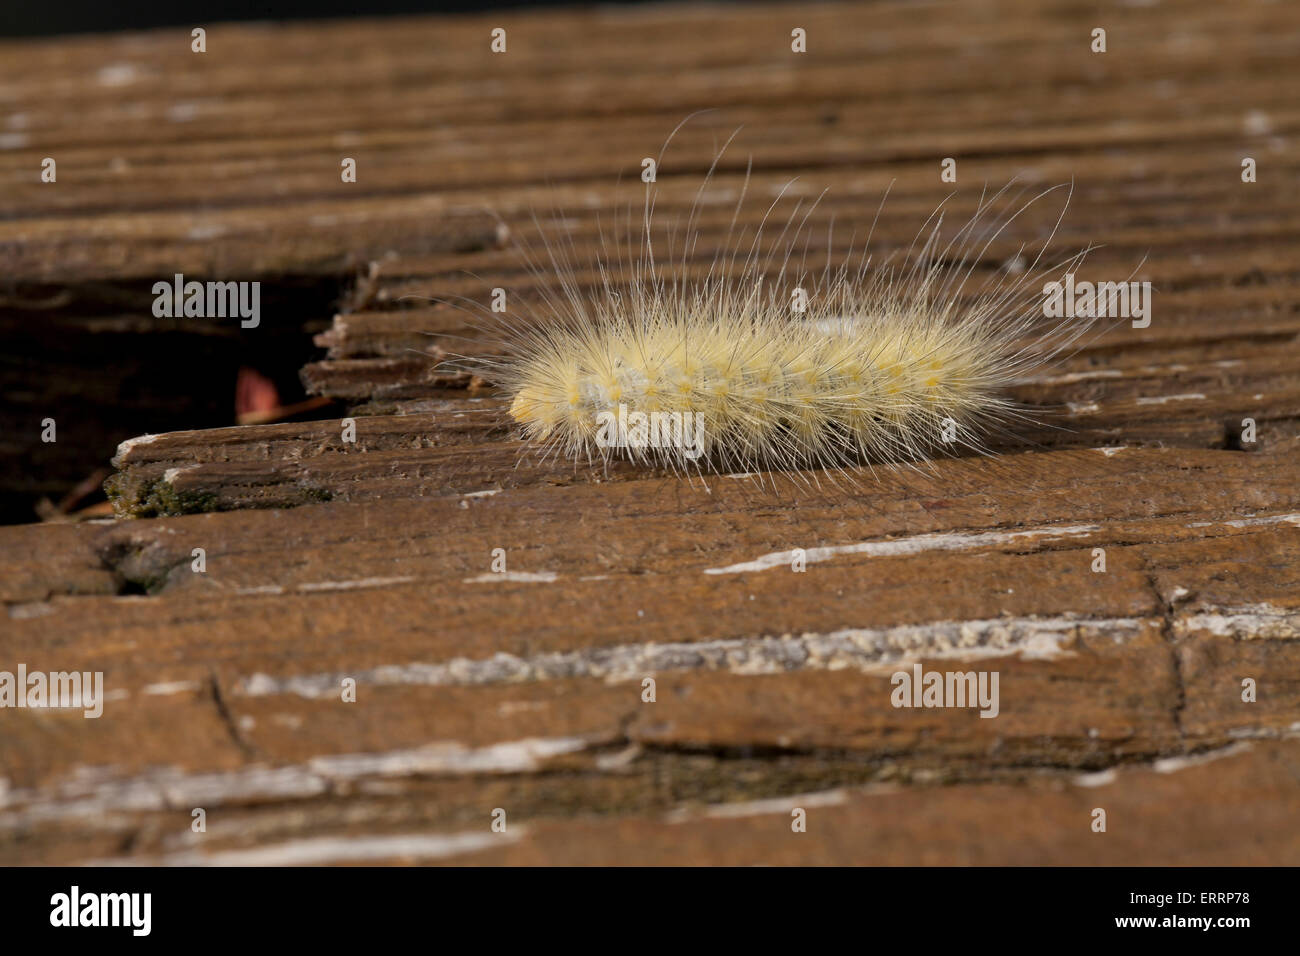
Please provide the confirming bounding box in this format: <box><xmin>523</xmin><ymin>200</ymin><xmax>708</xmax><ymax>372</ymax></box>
<box><xmin>1</xmin><ymin>0</ymin><xmax>1298</xmax><ymax>865</ymax></box>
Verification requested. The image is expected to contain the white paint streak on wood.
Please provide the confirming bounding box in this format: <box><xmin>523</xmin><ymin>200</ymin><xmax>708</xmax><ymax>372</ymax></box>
<box><xmin>235</xmin><ymin>614</ymin><xmax>1146</xmax><ymax>699</ymax></box>
<box><xmin>307</xmin><ymin>737</ymin><xmax>587</xmax><ymax>777</ymax></box>
<box><xmin>89</xmin><ymin>830</ymin><xmax>521</xmax><ymax>867</ymax></box>
<box><xmin>1227</xmin><ymin>723</ymin><xmax>1300</xmax><ymax>739</ymax></box>
<box><xmin>0</xmin><ymin>737</ymin><xmax>589</xmax><ymax>828</ymax></box>
<box><xmin>1221</xmin><ymin>513</ymin><xmax>1300</xmax><ymax>529</ymax></box>
<box><xmin>1072</xmin><ymin>769</ymin><xmax>1118</xmax><ymax>788</ymax></box>
<box><xmin>1177</xmin><ymin>605</ymin><xmax>1300</xmax><ymax>640</ymax></box>
<box><xmin>1018</xmin><ymin>369</ymin><xmax>1123</xmax><ymax>385</ymax></box>
<box><xmin>703</xmin><ymin>523</ymin><xmax>1099</xmax><ymax>575</ymax></box>
<box><xmin>464</xmin><ymin>571</ymin><xmax>558</xmax><ymax>584</ymax></box>
<box><xmin>8</xmin><ymin>602</ymin><xmax>54</xmax><ymax>620</ymax></box>
<box><xmin>297</xmin><ymin>576</ymin><xmax>415</xmax><ymax>592</ymax></box>
<box><xmin>698</xmin><ymin>788</ymin><xmax>848</xmax><ymax>819</ymax></box>
<box><xmin>1152</xmin><ymin>743</ymin><xmax>1253</xmax><ymax>774</ymax></box>
<box><xmin>1135</xmin><ymin>393</ymin><xmax>1206</xmax><ymax>405</ymax></box>
<box><xmin>141</xmin><ymin>681</ymin><xmax>202</xmax><ymax>696</ymax></box>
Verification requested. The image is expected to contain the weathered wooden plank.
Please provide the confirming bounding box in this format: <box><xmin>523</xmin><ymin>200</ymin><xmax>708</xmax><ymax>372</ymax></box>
<box><xmin>3</xmin><ymin>0</ymin><xmax>1300</xmax><ymax>867</ymax></box>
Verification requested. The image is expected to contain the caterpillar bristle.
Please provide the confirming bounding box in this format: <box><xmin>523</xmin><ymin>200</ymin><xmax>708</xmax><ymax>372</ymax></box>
<box><xmin>449</xmin><ymin>133</ymin><xmax>1097</xmax><ymax>483</ymax></box>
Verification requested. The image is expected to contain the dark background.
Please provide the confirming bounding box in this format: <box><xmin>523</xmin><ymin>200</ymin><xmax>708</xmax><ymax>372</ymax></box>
<box><xmin>1</xmin><ymin>0</ymin><xmax>664</xmax><ymax>38</ymax></box>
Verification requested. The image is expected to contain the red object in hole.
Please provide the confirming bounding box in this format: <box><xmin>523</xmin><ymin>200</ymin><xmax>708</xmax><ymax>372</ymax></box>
<box><xmin>236</xmin><ymin>366</ymin><xmax>281</xmax><ymax>417</ymax></box>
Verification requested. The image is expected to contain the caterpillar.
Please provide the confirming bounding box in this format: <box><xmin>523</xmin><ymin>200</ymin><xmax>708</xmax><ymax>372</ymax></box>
<box><xmin>457</xmin><ymin>134</ymin><xmax>1094</xmax><ymax>479</ymax></box>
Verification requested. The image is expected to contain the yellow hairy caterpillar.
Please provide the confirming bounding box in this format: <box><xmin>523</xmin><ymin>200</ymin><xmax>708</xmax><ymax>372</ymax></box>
<box><xmin>453</xmin><ymin>131</ymin><xmax>1095</xmax><ymax>478</ymax></box>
